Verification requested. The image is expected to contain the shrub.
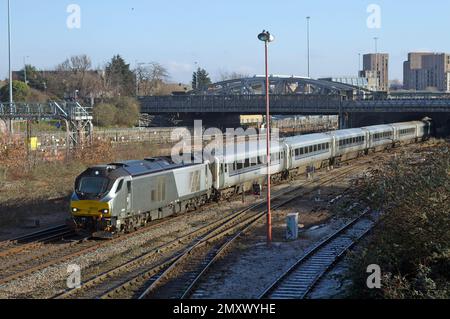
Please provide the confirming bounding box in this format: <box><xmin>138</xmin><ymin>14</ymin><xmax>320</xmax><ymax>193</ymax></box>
<box><xmin>0</xmin><ymin>81</ymin><xmax>30</xmax><ymax>102</ymax></box>
<box><xmin>113</xmin><ymin>96</ymin><xmax>140</xmax><ymax>127</ymax></box>
<box><xmin>346</xmin><ymin>142</ymin><xmax>450</xmax><ymax>299</ymax></box>
<box><xmin>93</xmin><ymin>103</ymin><xmax>117</xmax><ymax>127</ymax></box>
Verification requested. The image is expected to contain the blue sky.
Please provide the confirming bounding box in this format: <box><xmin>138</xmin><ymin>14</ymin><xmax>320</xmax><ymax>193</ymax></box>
<box><xmin>1</xmin><ymin>0</ymin><xmax>449</xmax><ymax>83</ymax></box>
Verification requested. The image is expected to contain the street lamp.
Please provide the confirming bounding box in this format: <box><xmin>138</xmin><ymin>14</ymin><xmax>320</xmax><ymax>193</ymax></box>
<box><xmin>306</xmin><ymin>17</ymin><xmax>311</xmax><ymax>78</ymax></box>
<box><xmin>194</xmin><ymin>61</ymin><xmax>199</xmax><ymax>91</ymax></box>
<box><xmin>7</xmin><ymin>0</ymin><xmax>13</xmax><ymax>133</ymax></box>
<box><xmin>258</xmin><ymin>30</ymin><xmax>274</xmax><ymax>244</ymax></box>
<box><xmin>23</xmin><ymin>56</ymin><xmax>30</xmax><ymax>84</ymax></box>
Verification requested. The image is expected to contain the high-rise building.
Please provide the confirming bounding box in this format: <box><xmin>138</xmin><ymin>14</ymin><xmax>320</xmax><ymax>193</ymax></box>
<box><xmin>403</xmin><ymin>52</ymin><xmax>450</xmax><ymax>92</ymax></box>
<box><xmin>360</xmin><ymin>53</ymin><xmax>389</xmax><ymax>92</ymax></box>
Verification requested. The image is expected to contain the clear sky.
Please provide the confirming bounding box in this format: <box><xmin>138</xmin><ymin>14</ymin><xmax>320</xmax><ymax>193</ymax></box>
<box><xmin>1</xmin><ymin>0</ymin><xmax>449</xmax><ymax>83</ymax></box>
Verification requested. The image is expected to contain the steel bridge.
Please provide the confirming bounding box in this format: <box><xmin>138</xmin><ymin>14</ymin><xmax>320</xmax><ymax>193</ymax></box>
<box><xmin>139</xmin><ymin>94</ymin><xmax>450</xmax><ymax>115</ymax></box>
<box><xmin>0</xmin><ymin>101</ymin><xmax>93</xmax><ymax>147</ymax></box>
<box><xmin>205</xmin><ymin>75</ymin><xmax>366</xmax><ymax>97</ymax></box>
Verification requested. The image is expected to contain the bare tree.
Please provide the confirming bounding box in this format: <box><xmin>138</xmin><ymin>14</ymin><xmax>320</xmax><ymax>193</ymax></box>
<box><xmin>217</xmin><ymin>70</ymin><xmax>249</xmax><ymax>82</ymax></box>
<box><xmin>50</xmin><ymin>55</ymin><xmax>104</xmax><ymax>101</ymax></box>
<box><xmin>137</xmin><ymin>62</ymin><xmax>170</xmax><ymax>95</ymax></box>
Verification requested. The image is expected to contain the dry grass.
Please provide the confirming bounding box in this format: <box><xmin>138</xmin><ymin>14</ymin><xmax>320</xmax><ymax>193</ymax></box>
<box><xmin>345</xmin><ymin>140</ymin><xmax>450</xmax><ymax>299</ymax></box>
<box><xmin>0</xmin><ymin>139</ymin><xmax>174</xmax><ymax>228</ymax></box>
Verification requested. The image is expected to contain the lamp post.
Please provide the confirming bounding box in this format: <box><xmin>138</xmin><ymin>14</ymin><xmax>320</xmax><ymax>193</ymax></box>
<box><xmin>258</xmin><ymin>30</ymin><xmax>275</xmax><ymax>244</ymax></box>
<box><xmin>194</xmin><ymin>61</ymin><xmax>199</xmax><ymax>91</ymax></box>
<box><xmin>306</xmin><ymin>17</ymin><xmax>311</xmax><ymax>78</ymax></box>
<box><xmin>23</xmin><ymin>56</ymin><xmax>29</xmax><ymax>84</ymax></box>
<box><xmin>7</xmin><ymin>0</ymin><xmax>13</xmax><ymax>133</ymax></box>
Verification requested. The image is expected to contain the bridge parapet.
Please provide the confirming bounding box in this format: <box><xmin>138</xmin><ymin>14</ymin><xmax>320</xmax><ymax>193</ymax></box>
<box><xmin>139</xmin><ymin>94</ymin><xmax>343</xmax><ymax>114</ymax></box>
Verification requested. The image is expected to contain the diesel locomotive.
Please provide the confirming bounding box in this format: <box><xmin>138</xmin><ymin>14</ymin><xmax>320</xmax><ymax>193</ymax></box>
<box><xmin>71</xmin><ymin>120</ymin><xmax>432</xmax><ymax>237</ymax></box>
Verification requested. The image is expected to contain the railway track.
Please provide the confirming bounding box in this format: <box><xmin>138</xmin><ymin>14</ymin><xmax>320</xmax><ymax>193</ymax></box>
<box><xmin>0</xmin><ymin>215</ymin><xmax>190</xmax><ymax>287</ymax></box>
<box><xmin>0</xmin><ymin>224</ymin><xmax>76</xmax><ymax>259</ymax></box>
<box><xmin>259</xmin><ymin>207</ymin><xmax>378</xmax><ymax>299</ymax></box>
<box><xmin>172</xmin><ymin>167</ymin><xmax>365</xmax><ymax>300</ymax></box>
<box><xmin>97</xmin><ymin>163</ymin><xmax>364</xmax><ymax>300</ymax></box>
<box><xmin>54</xmin><ymin>161</ymin><xmax>364</xmax><ymax>299</ymax></box>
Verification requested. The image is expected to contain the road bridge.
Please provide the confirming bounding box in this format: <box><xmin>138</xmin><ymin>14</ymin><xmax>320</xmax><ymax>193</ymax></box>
<box><xmin>139</xmin><ymin>94</ymin><xmax>450</xmax><ymax>134</ymax></box>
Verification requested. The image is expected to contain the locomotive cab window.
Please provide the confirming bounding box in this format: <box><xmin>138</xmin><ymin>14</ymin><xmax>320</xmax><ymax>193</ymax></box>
<box><xmin>116</xmin><ymin>179</ymin><xmax>124</xmax><ymax>193</ymax></box>
<box><xmin>78</xmin><ymin>177</ymin><xmax>108</xmax><ymax>195</ymax></box>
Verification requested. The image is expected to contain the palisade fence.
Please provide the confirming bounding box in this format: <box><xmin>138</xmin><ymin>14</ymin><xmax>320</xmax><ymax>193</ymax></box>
<box><xmin>1</xmin><ymin>116</ymin><xmax>338</xmax><ymax>162</ymax></box>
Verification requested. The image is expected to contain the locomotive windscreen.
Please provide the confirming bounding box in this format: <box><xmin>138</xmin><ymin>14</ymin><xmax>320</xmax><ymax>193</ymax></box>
<box><xmin>77</xmin><ymin>177</ymin><xmax>109</xmax><ymax>199</ymax></box>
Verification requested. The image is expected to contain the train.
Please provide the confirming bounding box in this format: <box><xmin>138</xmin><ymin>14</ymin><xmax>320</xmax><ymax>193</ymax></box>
<box><xmin>70</xmin><ymin>120</ymin><xmax>432</xmax><ymax>237</ymax></box>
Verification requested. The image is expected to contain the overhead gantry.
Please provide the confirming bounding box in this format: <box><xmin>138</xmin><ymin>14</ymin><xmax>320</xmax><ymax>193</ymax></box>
<box><xmin>0</xmin><ymin>101</ymin><xmax>93</xmax><ymax>148</ymax></box>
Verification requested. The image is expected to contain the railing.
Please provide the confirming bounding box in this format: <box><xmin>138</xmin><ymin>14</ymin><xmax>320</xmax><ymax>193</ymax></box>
<box><xmin>139</xmin><ymin>94</ymin><xmax>343</xmax><ymax>113</ymax></box>
<box><xmin>0</xmin><ymin>101</ymin><xmax>93</xmax><ymax>120</ymax></box>
<box><xmin>139</xmin><ymin>94</ymin><xmax>450</xmax><ymax>114</ymax></box>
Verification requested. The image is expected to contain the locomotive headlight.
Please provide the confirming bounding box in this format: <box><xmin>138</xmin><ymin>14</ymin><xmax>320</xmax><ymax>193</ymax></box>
<box><xmin>72</xmin><ymin>208</ymin><xmax>78</xmax><ymax>213</ymax></box>
<box><xmin>100</xmin><ymin>209</ymin><xmax>109</xmax><ymax>214</ymax></box>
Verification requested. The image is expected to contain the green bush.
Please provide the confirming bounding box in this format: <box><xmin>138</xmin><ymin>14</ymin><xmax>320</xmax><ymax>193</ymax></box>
<box><xmin>112</xmin><ymin>97</ymin><xmax>140</xmax><ymax>127</ymax></box>
<box><xmin>0</xmin><ymin>81</ymin><xmax>30</xmax><ymax>102</ymax></box>
<box><xmin>93</xmin><ymin>97</ymin><xmax>140</xmax><ymax>128</ymax></box>
<box><xmin>93</xmin><ymin>103</ymin><xmax>117</xmax><ymax>127</ymax></box>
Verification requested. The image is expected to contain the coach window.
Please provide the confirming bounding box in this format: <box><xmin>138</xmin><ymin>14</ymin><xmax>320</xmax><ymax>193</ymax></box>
<box><xmin>309</xmin><ymin>146</ymin><xmax>313</xmax><ymax>153</ymax></box>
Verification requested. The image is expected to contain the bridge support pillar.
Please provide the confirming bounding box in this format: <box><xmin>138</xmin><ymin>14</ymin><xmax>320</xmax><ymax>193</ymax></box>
<box><xmin>339</xmin><ymin>113</ymin><xmax>349</xmax><ymax>129</ymax></box>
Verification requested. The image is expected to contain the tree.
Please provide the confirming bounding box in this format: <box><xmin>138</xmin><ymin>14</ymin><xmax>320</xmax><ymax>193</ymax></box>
<box><xmin>0</xmin><ymin>81</ymin><xmax>30</xmax><ymax>102</ymax></box>
<box><xmin>218</xmin><ymin>71</ymin><xmax>249</xmax><ymax>82</ymax></box>
<box><xmin>17</xmin><ymin>65</ymin><xmax>46</xmax><ymax>90</ymax></box>
<box><xmin>136</xmin><ymin>62</ymin><xmax>170</xmax><ymax>96</ymax></box>
<box><xmin>93</xmin><ymin>103</ymin><xmax>117</xmax><ymax>127</ymax></box>
<box><xmin>112</xmin><ymin>96</ymin><xmax>140</xmax><ymax>127</ymax></box>
<box><xmin>45</xmin><ymin>54</ymin><xmax>104</xmax><ymax>101</ymax></box>
<box><xmin>57</xmin><ymin>54</ymin><xmax>92</xmax><ymax>73</ymax></box>
<box><xmin>192</xmin><ymin>68</ymin><xmax>212</xmax><ymax>91</ymax></box>
<box><xmin>105</xmin><ymin>55</ymin><xmax>136</xmax><ymax>97</ymax></box>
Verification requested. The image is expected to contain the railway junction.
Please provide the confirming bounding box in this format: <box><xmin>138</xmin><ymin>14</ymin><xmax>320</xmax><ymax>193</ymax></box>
<box><xmin>0</xmin><ymin>77</ymin><xmax>448</xmax><ymax>300</ymax></box>
<box><xmin>0</xmin><ymin>136</ymin><xmax>441</xmax><ymax>299</ymax></box>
